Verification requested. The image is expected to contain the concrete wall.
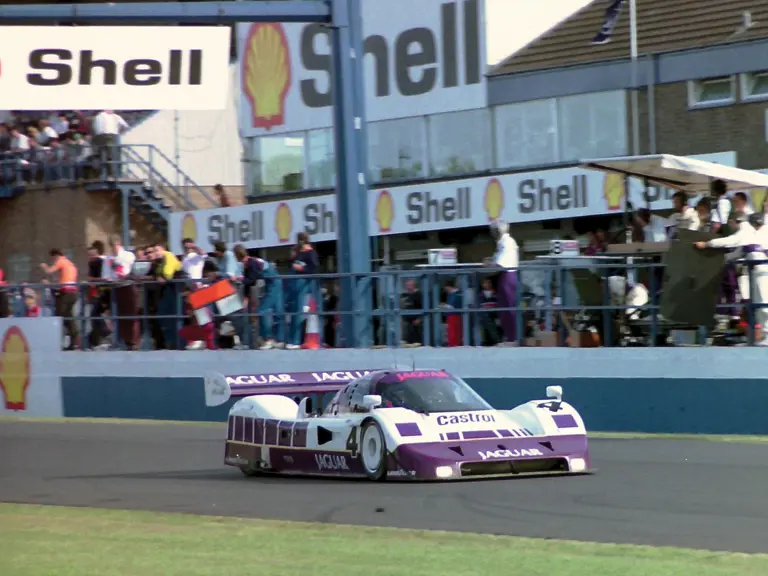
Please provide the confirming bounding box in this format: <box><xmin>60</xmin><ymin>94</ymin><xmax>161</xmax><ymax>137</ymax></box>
<box><xmin>0</xmin><ymin>185</ymin><xmax>160</xmax><ymax>282</ymax></box>
<box><xmin>55</xmin><ymin>348</ymin><xmax>768</xmax><ymax>434</ymax></box>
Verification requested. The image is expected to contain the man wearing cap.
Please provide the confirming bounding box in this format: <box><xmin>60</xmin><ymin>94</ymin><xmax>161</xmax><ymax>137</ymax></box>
<box><xmin>696</xmin><ymin>212</ymin><xmax>768</xmax><ymax>345</ymax></box>
<box><xmin>485</xmin><ymin>220</ymin><xmax>520</xmax><ymax>346</ymax></box>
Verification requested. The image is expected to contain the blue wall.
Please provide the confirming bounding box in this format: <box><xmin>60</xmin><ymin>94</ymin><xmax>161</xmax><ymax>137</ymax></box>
<box><xmin>62</xmin><ymin>349</ymin><xmax>768</xmax><ymax>434</ymax></box>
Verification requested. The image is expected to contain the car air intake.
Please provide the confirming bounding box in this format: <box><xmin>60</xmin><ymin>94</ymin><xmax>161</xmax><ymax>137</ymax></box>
<box><xmin>459</xmin><ymin>457</ymin><xmax>568</xmax><ymax>477</ymax></box>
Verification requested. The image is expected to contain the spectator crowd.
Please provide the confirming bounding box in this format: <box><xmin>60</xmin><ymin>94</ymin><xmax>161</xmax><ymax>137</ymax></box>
<box><xmin>1</xmin><ymin>180</ymin><xmax>766</xmax><ymax>350</ymax></box>
<box><xmin>0</xmin><ymin>230</ymin><xmax>517</xmax><ymax>351</ymax></box>
<box><xmin>0</xmin><ymin>109</ymin><xmax>150</xmax><ymax>186</ymax></box>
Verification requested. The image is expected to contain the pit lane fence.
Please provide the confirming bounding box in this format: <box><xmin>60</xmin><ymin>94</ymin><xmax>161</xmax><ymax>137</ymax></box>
<box><xmin>3</xmin><ymin>259</ymin><xmax>767</xmax><ymax>349</ymax></box>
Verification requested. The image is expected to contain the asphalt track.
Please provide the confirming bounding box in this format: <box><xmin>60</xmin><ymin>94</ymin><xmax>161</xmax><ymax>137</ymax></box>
<box><xmin>1</xmin><ymin>421</ymin><xmax>767</xmax><ymax>553</ymax></box>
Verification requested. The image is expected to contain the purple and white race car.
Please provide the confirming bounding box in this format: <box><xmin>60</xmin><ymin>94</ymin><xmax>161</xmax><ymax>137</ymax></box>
<box><xmin>204</xmin><ymin>368</ymin><xmax>591</xmax><ymax>481</ymax></box>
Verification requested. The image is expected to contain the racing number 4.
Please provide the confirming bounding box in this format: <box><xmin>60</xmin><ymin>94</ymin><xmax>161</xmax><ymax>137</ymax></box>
<box><xmin>346</xmin><ymin>427</ymin><xmax>359</xmax><ymax>458</ymax></box>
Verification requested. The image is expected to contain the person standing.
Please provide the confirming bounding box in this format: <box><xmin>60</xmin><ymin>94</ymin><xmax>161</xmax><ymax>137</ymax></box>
<box><xmin>485</xmin><ymin>221</ymin><xmax>520</xmax><ymax>346</ymax></box>
<box><xmin>40</xmin><ymin>249</ymin><xmax>79</xmax><ymax>350</ymax></box>
<box><xmin>108</xmin><ymin>235</ymin><xmax>138</xmax><ymax>350</ymax></box>
<box><xmin>286</xmin><ymin>233</ymin><xmax>319</xmax><ymax>350</ymax></box>
<box><xmin>91</xmin><ymin>110</ymin><xmax>128</xmax><ymax>178</ymax></box>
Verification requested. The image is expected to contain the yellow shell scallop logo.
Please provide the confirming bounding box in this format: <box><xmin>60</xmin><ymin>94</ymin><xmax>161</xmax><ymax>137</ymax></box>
<box><xmin>181</xmin><ymin>213</ymin><xmax>197</xmax><ymax>242</ymax></box>
<box><xmin>484</xmin><ymin>178</ymin><xmax>504</xmax><ymax>221</ymax></box>
<box><xmin>242</xmin><ymin>23</ymin><xmax>292</xmax><ymax>130</ymax></box>
<box><xmin>0</xmin><ymin>326</ymin><xmax>31</xmax><ymax>411</ymax></box>
<box><xmin>603</xmin><ymin>173</ymin><xmax>625</xmax><ymax>211</ymax></box>
<box><xmin>376</xmin><ymin>190</ymin><xmax>394</xmax><ymax>233</ymax></box>
<box><xmin>751</xmin><ymin>188</ymin><xmax>767</xmax><ymax>213</ymax></box>
<box><xmin>275</xmin><ymin>202</ymin><xmax>293</xmax><ymax>243</ymax></box>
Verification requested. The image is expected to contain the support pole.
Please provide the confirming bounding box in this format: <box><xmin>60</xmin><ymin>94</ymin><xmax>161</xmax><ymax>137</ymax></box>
<box><xmin>330</xmin><ymin>0</ymin><xmax>372</xmax><ymax>347</ymax></box>
<box><xmin>121</xmin><ymin>186</ymin><xmax>131</xmax><ymax>249</ymax></box>
<box><xmin>629</xmin><ymin>0</ymin><xmax>640</xmax><ymax>156</ymax></box>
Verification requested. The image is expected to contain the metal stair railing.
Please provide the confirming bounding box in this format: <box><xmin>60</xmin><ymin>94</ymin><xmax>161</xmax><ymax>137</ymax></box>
<box><xmin>120</xmin><ymin>144</ymin><xmax>218</xmax><ymax>212</ymax></box>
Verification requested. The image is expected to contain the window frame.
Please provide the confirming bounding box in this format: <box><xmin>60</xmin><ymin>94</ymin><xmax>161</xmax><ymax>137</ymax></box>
<box><xmin>740</xmin><ymin>71</ymin><xmax>768</xmax><ymax>103</ymax></box>
<box><xmin>687</xmin><ymin>76</ymin><xmax>736</xmax><ymax>109</ymax></box>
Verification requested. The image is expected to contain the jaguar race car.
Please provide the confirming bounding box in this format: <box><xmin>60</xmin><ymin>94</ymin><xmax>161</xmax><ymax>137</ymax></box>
<box><xmin>204</xmin><ymin>368</ymin><xmax>591</xmax><ymax>481</ymax></box>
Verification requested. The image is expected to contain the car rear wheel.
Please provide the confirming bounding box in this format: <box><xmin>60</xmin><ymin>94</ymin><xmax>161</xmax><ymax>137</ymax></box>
<box><xmin>239</xmin><ymin>465</ymin><xmax>260</xmax><ymax>477</ymax></box>
<box><xmin>360</xmin><ymin>420</ymin><xmax>387</xmax><ymax>481</ymax></box>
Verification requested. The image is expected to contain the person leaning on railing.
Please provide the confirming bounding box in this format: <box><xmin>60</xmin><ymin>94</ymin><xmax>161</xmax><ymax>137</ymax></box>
<box><xmin>235</xmin><ymin>244</ymin><xmax>284</xmax><ymax>350</ymax></box>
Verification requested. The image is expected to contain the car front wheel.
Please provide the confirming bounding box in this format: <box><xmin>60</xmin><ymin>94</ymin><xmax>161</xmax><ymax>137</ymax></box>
<box><xmin>360</xmin><ymin>420</ymin><xmax>387</xmax><ymax>481</ymax></box>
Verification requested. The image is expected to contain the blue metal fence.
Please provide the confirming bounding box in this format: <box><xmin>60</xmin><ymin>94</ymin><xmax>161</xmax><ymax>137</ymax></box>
<box><xmin>2</xmin><ymin>261</ymin><xmax>766</xmax><ymax>349</ymax></box>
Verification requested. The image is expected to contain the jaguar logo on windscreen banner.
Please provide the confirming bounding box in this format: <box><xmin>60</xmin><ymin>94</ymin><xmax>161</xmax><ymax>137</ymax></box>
<box><xmin>0</xmin><ymin>26</ymin><xmax>231</xmax><ymax>110</ymax></box>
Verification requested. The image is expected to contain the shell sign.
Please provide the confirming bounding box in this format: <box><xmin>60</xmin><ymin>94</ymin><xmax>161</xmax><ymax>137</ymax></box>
<box><xmin>275</xmin><ymin>202</ymin><xmax>293</xmax><ymax>243</ymax></box>
<box><xmin>484</xmin><ymin>178</ymin><xmax>504</xmax><ymax>221</ymax></box>
<box><xmin>181</xmin><ymin>213</ymin><xmax>197</xmax><ymax>242</ymax></box>
<box><xmin>0</xmin><ymin>326</ymin><xmax>31</xmax><ymax>411</ymax></box>
<box><xmin>376</xmin><ymin>190</ymin><xmax>394</xmax><ymax>233</ymax></box>
<box><xmin>242</xmin><ymin>23</ymin><xmax>292</xmax><ymax>130</ymax></box>
<box><xmin>603</xmin><ymin>173</ymin><xmax>625</xmax><ymax>211</ymax></box>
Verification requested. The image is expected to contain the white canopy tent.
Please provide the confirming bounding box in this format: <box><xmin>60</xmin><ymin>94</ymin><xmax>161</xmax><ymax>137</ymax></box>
<box><xmin>580</xmin><ymin>154</ymin><xmax>768</xmax><ymax>195</ymax></box>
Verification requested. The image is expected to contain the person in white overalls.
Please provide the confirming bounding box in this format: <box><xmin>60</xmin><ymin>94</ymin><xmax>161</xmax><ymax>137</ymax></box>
<box><xmin>696</xmin><ymin>212</ymin><xmax>768</xmax><ymax>345</ymax></box>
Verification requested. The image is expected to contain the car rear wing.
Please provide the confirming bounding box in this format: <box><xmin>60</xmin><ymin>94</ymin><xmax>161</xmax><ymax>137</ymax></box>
<box><xmin>204</xmin><ymin>370</ymin><xmax>380</xmax><ymax>407</ymax></box>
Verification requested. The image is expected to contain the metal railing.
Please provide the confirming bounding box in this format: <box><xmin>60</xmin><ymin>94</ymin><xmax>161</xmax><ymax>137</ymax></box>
<box><xmin>0</xmin><ymin>144</ymin><xmax>216</xmax><ymax>210</ymax></box>
<box><xmin>2</xmin><ymin>261</ymin><xmax>767</xmax><ymax>350</ymax></box>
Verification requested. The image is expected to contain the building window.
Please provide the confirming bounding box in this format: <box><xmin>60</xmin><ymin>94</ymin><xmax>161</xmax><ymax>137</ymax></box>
<box><xmin>249</xmin><ymin>133</ymin><xmax>305</xmax><ymax>195</ymax></box>
<box><xmin>687</xmin><ymin>76</ymin><xmax>735</xmax><ymax>108</ymax></box>
<box><xmin>368</xmin><ymin>117</ymin><xmax>427</xmax><ymax>182</ymax></box>
<box><xmin>740</xmin><ymin>71</ymin><xmax>768</xmax><ymax>102</ymax></box>
<box><xmin>557</xmin><ymin>90</ymin><xmax>628</xmax><ymax>162</ymax></box>
<box><xmin>306</xmin><ymin>128</ymin><xmax>335</xmax><ymax>189</ymax></box>
<box><xmin>428</xmin><ymin>108</ymin><xmax>491</xmax><ymax>177</ymax></box>
<box><xmin>495</xmin><ymin>98</ymin><xmax>559</xmax><ymax>169</ymax></box>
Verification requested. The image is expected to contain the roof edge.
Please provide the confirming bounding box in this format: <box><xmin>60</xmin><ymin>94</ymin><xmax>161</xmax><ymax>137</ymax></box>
<box><xmin>487</xmin><ymin>0</ymin><xmax>599</xmax><ymax>75</ymax></box>
<box><xmin>489</xmin><ymin>34</ymin><xmax>768</xmax><ymax>79</ymax></box>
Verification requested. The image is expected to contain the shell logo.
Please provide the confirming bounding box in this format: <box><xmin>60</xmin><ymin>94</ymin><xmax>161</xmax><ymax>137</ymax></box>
<box><xmin>376</xmin><ymin>190</ymin><xmax>394</xmax><ymax>233</ymax></box>
<box><xmin>275</xmin><ymin>202</ymin><xmax>293</xmax><ymax>243</ymax></box>
<box><xmin>181</xmin><ymin>213</ymin><xmax>197</xmax><ymax>242</ymax></box>
<box><xmin>751</xmin><ymin>188</ymin><xmax>767</xmax><ymax>213</ymax></box>
<box><xmin>0</xmin><ymin>326</ymin><xmax>31</xmax><ymax>411</ymax></box>
<box><xmin>603</xmin><ymin>173</ymin><xmax>625</xmax><ymax>211</ymax></box>
<box><xmin>484</xmin><ymin>178</ymin><xmax>504</xmax><ymax>221</ymax></box>
<box><xmin>242</xmin><ymin>23</ymin><xmax>292</xmax><ymax>131</ymax></box>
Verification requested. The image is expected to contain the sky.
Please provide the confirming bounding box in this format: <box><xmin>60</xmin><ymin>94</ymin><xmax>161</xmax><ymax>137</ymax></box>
<box><xmin>485</xmin><ymin>0</ymin><xmax>595</xmax><ymax>67</ymax></box>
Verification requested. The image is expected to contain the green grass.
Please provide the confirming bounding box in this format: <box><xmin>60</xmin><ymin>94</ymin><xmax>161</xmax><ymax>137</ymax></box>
<box><xmin>3</xmin><ymin>416</ymin><xmax>768</xmax><ymax>444</ymax></box>
<box><xmin>0</xmin><ymin>504</ymin><xmax>766</xmax><ymax>576</ymax></box>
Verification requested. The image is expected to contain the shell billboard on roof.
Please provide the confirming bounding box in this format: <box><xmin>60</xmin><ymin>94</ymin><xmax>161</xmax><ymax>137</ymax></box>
<box><xmin>236</xmin><ymin>0</ymin><xmax>487</xmax><ymax>137</ymax></box>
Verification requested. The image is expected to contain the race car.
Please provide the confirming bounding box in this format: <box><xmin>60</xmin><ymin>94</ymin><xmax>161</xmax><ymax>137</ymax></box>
<box><xmin>204</xmin><ymin>368</ymin><xmax>591</xmax><ymax>481</ymax></box>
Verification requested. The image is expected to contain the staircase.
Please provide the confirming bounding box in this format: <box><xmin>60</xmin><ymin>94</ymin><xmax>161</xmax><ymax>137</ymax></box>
<box><xmin>117</xmin><ymin>144</ymin><xmax>218</xmax><ymax>237</ymax></box>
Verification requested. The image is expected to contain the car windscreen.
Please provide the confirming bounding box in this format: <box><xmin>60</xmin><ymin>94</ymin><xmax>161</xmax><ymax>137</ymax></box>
<box><xmin>375</xmin><ymin>375</ymin><xmax>492</xmax><ymax>413</ymax></box>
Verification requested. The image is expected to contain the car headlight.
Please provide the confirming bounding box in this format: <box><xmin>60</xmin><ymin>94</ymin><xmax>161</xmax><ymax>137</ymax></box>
<box><xmin>435</xmin><ymin>466</ymin><xmax>454</xmax><ymax>478</ymax></box>
<box><xmin>569</xmin><ymin>457</ymin><xmax>586</xmax><ymax>473</ymax></box>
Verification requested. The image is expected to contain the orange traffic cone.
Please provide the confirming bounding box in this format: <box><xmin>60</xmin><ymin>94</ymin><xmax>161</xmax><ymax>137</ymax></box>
<box><xmin>302</xmin><ymin>295</ymin><xmax>321</xmax><ymax>349</ymax></box>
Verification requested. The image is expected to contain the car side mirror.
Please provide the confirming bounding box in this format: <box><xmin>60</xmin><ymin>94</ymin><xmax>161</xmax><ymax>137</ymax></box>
<box><xmin>546</xmin><ymin>386</ymin><xmax>562</xmax><ymax>402</ymax></box>
<box><xmin>362</xmin><ymin>395</ymin><xmax>382</xmax><ymax>410</ymax></box>
<box><xmin>545</xmin><ymin>386</ymin><xmax>562</xmax><ymax>412</ymax></box>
